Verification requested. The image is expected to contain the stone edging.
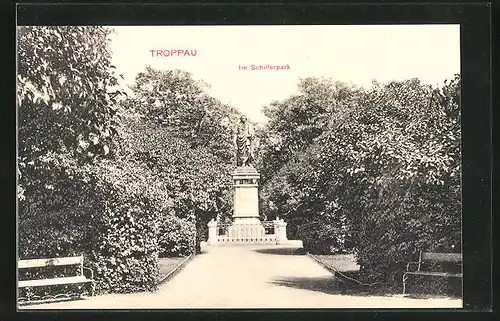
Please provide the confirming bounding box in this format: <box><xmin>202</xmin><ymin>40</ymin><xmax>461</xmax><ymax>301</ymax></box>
<box><xmin>307</xmin><ymin>253</ymin><xmax>358</xmax><ymax>286</ymax></box>
<box><xmin>158</xmin><ymin>254</ymin><xmax>195</xmax><ymax>285</ymax></box>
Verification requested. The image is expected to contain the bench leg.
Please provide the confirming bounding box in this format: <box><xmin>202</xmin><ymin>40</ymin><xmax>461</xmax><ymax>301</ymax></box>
<box><xmin>402</xmin><ymin>274</ymin><xmax>408</xmax><ymax>295</ymax></box>
<box><xmin>81</xmin><ymin>282</ymin><xmax>96</xmax><ymax>299</ymax></box>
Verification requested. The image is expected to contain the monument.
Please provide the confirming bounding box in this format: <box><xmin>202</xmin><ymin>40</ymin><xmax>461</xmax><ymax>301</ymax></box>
<box><xmin>230</xmin><ymin>115</ymin><xmax>264</xmax><ymax>239</ymax></box>
<box><xmin>234</xmin><ymin>115</ymin><xmax>255</xmax><ymax>168</ymax></box>
<box><xmin>205</xmin><ymin>115</ymin><xmax>300</xmax><ymax>247</ymax></box>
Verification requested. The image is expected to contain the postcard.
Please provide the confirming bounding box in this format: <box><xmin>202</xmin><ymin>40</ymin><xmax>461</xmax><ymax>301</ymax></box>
<box><xmin>17</xmin><ymin>25</ymin><xmax>462</xmax><ymax>309</ymax></box>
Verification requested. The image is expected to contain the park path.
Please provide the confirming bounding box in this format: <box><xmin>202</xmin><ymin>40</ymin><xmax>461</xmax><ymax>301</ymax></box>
<box><xmin>21</xmin><ymin>245</ymin><xmax>462</xmax><ymax>309</ymax></box>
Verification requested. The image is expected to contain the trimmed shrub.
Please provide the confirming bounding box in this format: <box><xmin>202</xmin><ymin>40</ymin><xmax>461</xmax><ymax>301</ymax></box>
<box><xmin>260</xmin><ymin>76</ymin><xmax>461</xmax><ymax>286</ymax></box>
<box><xmin>18</xmin><ymin>154</ymin><xmax>166</xmax><ymax>294</ymax></box>
<box><xmin>158</xmin><ymin>215</ymin><xmax>196</xmax><ymax>257</ymax></box>
<box><xmin>82</xmin><ymin>159</ymin><xmax>169</xmax><ymax>293</ymax></box>
<box><xmin>18</xmin><ymin>153</ymin><xmax>100</xmax><ymax>261</ymax></box>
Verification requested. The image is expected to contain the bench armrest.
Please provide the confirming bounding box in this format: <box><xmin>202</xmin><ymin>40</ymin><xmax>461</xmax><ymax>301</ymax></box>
<box><xmin>406</xmin><ymin>261</ymin><xmax>421</xmax><ymax>272</ymax></box>
<box><xmin>82</xmin><ymin>266</ymin><xmax>94</xmax><ymax>280</ymax></box>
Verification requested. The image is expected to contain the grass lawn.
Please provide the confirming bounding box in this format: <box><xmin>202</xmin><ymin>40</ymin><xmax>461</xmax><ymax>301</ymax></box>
<box><xmin>311</xmin><ymin>254</ymin><xmax>461</xmax><ymax>299</ymax></box>
<box><xmin>158</xmin><ymin>257</ymin><xmax>189</xmax><ymax>281</ymax></box>
<box><xmin>310</xmin><ymin>254</ymin><xmax>365</xmax><ymax>292</ymax></box>
<box><xmin>313</xmin><ymin>254</ymin><xmax>360</xmax><ymax>273</ymax></box>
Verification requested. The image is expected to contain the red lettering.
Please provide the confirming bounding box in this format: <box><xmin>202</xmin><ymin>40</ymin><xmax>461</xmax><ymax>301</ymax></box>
<box><xmin>149</xmin><ymin>49</ymin><xmax>198</xmax><ymax>57</ymax></box>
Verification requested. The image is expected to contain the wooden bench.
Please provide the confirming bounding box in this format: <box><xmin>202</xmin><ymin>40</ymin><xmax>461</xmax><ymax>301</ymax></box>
<box><xmin>402</xmin><ymin>251</ymin><xmax>462</xmax><ymax>295</ymax></box>
<box><xmin>18</xmin><ymin>255</ymin><xmax>95</xmax><ymax>303</ymax></box>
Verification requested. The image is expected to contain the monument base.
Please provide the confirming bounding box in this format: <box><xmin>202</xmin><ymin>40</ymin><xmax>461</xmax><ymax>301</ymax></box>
<box><xmin>205</xmin><ymin>166</ymin><xmax>302</xmax><ymax>247</ymax></box>
<box><xmin>206</xmin><ymin>217</ymin><xmax>303</xmax><ymax>247</ymax></box>
<box><xmin>228</xmin><ymin>217</ymin><xmax>265</xmax><ymax>241</ymax></box>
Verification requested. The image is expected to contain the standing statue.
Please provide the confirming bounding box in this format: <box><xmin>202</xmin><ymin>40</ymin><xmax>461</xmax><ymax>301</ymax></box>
<box><xmin>234</xmin><ymin>115</ymin><xmax>255</xmax><ymax>167</ymax></box>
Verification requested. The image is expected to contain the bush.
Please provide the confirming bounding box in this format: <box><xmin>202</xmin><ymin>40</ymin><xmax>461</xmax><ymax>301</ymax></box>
<box><xmin>259</xmin><ymin>76</ymin><xmax>461</xmax><ymax>286</ymax></box>
<box><xmin>18</xmin><ymin>153</ymin><xmax>100</xmax><ymax>260</ymax></box>
<box><xmin>352</xmin><ymin>181</ymin><xmax>461</xmax><ymax>284</ymax></box>
<box><xmin>18</xmin><ymin>27</ymin><xmax>233</xmax><ymax>295</ymax></box>
<box><xmin>158</xmin><ymin>216</ymin><xmax>196</xmax><ymax>257</ymax></box>
<box><xmin>343</xmin><ymin>78</ymin><xmax>461</xmax><ymax>284</ymax></box>
<box><xmin>83</xmin><ymin>160</ymin><xmax>167</xmax><ymax>293</ymax></box>
<box><xmin>16</xmin><ymin>25</ymin><xmax>164</xmax><ymax>294</ymax></box>
<box><xmin>18</xmin><ymin>154</ymin><xmax>167</xmax><ymax>294</ymax></box>
<box><xmin>18</xmin><ymin>104</ymin><xmax>234</xmax><ymax>295</ymax></box>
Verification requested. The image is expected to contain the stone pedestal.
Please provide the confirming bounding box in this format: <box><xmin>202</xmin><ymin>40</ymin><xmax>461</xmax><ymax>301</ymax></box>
<box><xmin>207</xmin><ymin>219</ymin><xmax>217</xmax><ymax>245</ymax></box>
<box><xmin>232</xmin><ymin>166</ymin><xmax>260</xmax><ymax>221</ymax></box>
<box><xmin>274</xmin><ymin>218</ymin><xmax>288</xmax><ymax>245</ymax></box>
<box><xmin>230</xmin><ymin>166</ymin><xmax>266</xmax><ymax>239</ymax></box>
<box><xmin>205</xmin><ymin>166</ymin><xmax>301</xmax><ymax>247</ymax></box>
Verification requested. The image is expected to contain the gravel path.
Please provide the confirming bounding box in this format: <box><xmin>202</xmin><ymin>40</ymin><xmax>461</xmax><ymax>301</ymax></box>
<box><xmin>20</xmin><ymin>245</ymin><xmax>462</xmax><ymax>309</ymax></box>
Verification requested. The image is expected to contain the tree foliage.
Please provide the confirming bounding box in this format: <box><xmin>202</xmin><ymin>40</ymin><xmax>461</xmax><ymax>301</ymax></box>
<box><xmin>17</xmin><ymin>27</ymin><xmax>122</xmax><ymax>190</ymax></box>
<box><xmin>17</xmin><ymin>25</ymin><xmax>125</xmax><ymax>260</ymax></box>
<box><xmin>18</xmin><ymin>152</ymin><xmax>168</xmax><ymax>293</ymax></box>
<box><xmin>17</xmin><ymin>25</ymin><xmax>462</xmax><ymax>291</ymax></box>
<box><xmin>17</xmin><ymin>27</ymin><xmax>241</xmax><ymax>294</ymax></box>
<box><xmin>258</xmin><ymin>78</ymin><xmax>363</xmax><ymax>183</ymax></box>
<box><xmin>122</xmin><ymin>67</ymin><xmax>243</xmax><ymax>246</ymax></box>
<box><xmin>260</xmin><ymin>75</ymin><xmax>461</xmax><ymax>283</ymax></box>
<box><xmin>18</xmin><ymin>26</ymin><xmax>166</xmax><ymax>294</ymax></box>
<box><xmin>125</xmin><ymin>67</ymin><xmax>238</xmax><ymax>161</ymax></box>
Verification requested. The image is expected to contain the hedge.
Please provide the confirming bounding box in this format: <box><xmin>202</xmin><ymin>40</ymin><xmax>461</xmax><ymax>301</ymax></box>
<box><xmin>18</xmin><ymin>154</ymin><xmax>176</xmax><ymax>294</ymax></box>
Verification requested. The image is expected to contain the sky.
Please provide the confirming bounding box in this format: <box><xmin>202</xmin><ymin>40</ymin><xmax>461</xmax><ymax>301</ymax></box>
<box><xmin>109</xmin><ymin>25</ymin><xmax>460</xmax><ymax>124</ymax></box>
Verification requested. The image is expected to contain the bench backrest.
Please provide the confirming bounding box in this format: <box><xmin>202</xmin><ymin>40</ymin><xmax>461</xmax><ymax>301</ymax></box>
<box><xmin>421</xmin><ymin>252</ymin><xmax>462</xmax><ymax>263</ymax></box>
<box><xmin>18</xmin><ymin>256</ymin><xmax>84</xmax><ymax>269</ymax></box>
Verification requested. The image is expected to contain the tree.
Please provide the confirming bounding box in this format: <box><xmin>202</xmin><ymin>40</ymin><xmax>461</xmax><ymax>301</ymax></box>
<box><xmin>125</xmin><ymin>66</ymin><xmax>238</xmax><ymax>161</ymax></box>
<box><xmin>17</xmin><ymin>26</ymin><xmax>123</xmax><ymax>201</ymax></box>
<box><xmin>258</xmin><ymin>77</ymin><xmax>363</xmax><ymax>183</ymax></box>
<box><xmin>259</xmin><ymin>75</ymin><xmax>461</xmax><ymax>285</ymax></box>
<box><xmin>122</xmin><ymin>67</ymin><xmax>241</xmax><ymax>252</ymax></box>
<box><xmin>17</xmin><ymin>27</ymin><xmax>166</xmax><ymax>294</ymax></box>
